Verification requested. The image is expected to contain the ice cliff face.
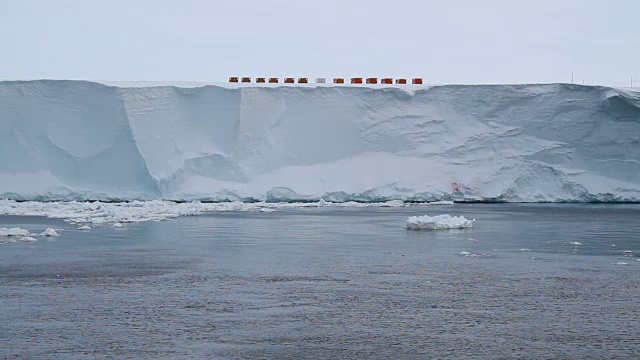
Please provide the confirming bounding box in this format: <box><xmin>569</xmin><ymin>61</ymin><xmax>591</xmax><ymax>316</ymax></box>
<box><xmin>1</xmin><ymin>80</ymin><xmax>639</xmax><ymax>202</ymax></box>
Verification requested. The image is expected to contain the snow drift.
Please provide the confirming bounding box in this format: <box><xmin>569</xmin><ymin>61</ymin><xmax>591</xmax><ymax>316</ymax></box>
<box><xmin>1</xmin><ymin>80</ymin><xmax>639</xmax><ymax>202</ymax></box>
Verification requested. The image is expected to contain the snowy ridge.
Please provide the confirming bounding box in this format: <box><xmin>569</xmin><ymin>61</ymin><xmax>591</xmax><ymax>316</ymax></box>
<box><xmin>1</xmin><ymin>80</ymin><xmax>639</xmax><ymax>202</ymax></box>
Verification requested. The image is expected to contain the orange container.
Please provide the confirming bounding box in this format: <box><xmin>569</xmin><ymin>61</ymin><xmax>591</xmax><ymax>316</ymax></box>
<box><xmin>366</xmin><ymin>78</ymin><xmax>378</xmax><ymax>84</ymax></box>
<box><xmin>381</xmin><ymin>78</ymin><xmax>393</xmax><ymax>84</ymax></box>
<box><xmin>395</xmin><ymin>78</ymin><xmax>407</xmax><ymax>84</ymax></box>
<box><xmin>241</xmin><ymin>77</ymin><xmax>251</xmax><ymax>83</ymax></box>
<box><xmin>351</xmin><ymin>77</ymin><xmax>363</xmax><ymax>84</ymax></box>
<box><xmin>298</xmin><ymin>78</ymin><xmax>308</xmax><ymax>83</ymax></box>
<box><xmin>412</xmin><ymin>78</ymin><xmax>423</xmax><ymax>84</ymax></box>
<box><xmin>284</xmin><ymin>78</ymin><xmax>295</xmax><ymax>83</ymax></box>
<box><xmin>333</xmin><ymin>78</ymin><xmax>345</xmax><ymax>84</ymax></box>
<box><xmin>269</xmin><ymin>77</ymin><xmax>279</xmax><ymax>83</ymax></box>
<box><xmin>256</xmin><ymin>77</ymin><xmax>266</xmax><ymax>83</ymax></box>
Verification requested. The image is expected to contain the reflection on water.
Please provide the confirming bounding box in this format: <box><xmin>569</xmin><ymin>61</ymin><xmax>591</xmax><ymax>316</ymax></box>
<box><xmin>1</xmin><ymin>204</ymin><xmax>639</xmax><ymax>359</ymax></box>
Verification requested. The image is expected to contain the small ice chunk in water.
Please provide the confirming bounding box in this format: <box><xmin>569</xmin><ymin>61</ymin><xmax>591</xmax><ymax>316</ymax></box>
<box><xmin>39</xmin><ymin>228</ymin><xmax>60</xmax><ymax>236</ymax></box>
<box><xmin>428</xmin><ymin>200</ymin><xmax>454</xmax><ymax>205</ymax></box>
<box><xmin>613</xmin><ymin>262</ymin><xmax>628</xmax><ymax>265</ymax></box>
<box><xmin>406</xmin><ymin>214</ymin><xmax>474</xmax><ymax>230</ymax></box>
<box><xmin>113</xmin><ymin>223</ymin><xmax>123</xmax><ymax>228</ymax></box>
<box><xmin>460</xmin><ymin>251</ymin><xmax>471</xmax><ymax>256</ymax></box>
<box><xmin>520</xmin><ymin>248</ymin><xmax>531</xmax><ymax>251</ymax></box>
<box><xmin>0</xmin><ymin>227</ymin><xmax>30</xmax><ymax>236</ymax></box>
<box><xmin>22</xmin><ymin>236</ymin><xmax>37</xmax><ymax>241</ymax></box>
<box><xmin>78</xmin><ymin>225</ymin><xmax>91</xmax><ymax>230</ymax></box>
<box><xmin>570</xmin><ymin>241</ymin><xmax>583</xmax><ymax>246</ymax></box>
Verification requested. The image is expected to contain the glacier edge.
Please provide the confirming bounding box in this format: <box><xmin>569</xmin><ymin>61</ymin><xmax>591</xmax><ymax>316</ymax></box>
<box><xmin>0</xmin><ymin>80</ymin><xmax>639</xmax><ymax>202</ymax></box>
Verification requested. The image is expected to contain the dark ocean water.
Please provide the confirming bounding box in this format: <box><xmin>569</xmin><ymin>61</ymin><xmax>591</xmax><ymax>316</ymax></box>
<box><xmin>1</xmin><ymin>204</ymin><xmax>639</xmax><ymax>359</ymax></box>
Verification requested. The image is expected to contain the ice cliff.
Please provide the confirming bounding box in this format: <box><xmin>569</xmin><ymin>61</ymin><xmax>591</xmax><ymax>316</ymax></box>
<box><xmin>1</xmin><ymin>80</ymin><xmax>639</xmax><ymax>202</ymax></box>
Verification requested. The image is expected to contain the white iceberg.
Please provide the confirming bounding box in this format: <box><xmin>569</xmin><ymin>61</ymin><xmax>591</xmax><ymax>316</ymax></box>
<box><xmin>406</xmin><ymin>214</ymin><xmax>475</xmax><ymax>230</ymax></box>
<box><xmin>39</xmin><ymin>228</ymin><xmax>60</xmax><ymax>236</ymax></box>
<box><xmin>0</xmin><ymin>227</ymin><xmax>31</xmax><ymax>236</ymax></box>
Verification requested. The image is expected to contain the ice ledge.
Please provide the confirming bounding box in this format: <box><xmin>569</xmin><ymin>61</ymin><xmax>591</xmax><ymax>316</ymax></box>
<box><xmin>1</xmin><ymin>81</ymin><xmax>639</xmax><ymax>202</ymax></box>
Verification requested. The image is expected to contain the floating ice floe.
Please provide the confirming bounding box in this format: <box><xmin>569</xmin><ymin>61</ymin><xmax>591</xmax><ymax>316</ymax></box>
<box><xmin>406</xmin><ymin>214</ymin><xmax>475</xmax><ymax>230</ymax></box>
<box><xmin>0</xmin><ymin>227</ymin><xmax>31</xmax><ymax>236</ymax></box>
<box><xmin>39</xmin><ymin>228</ymin><xmax>60</xmax><ymax>236</ymax></box>
<box><xmin>0</xmin><ymin>227</ymin><xmax>57</xmax><ymax>243</ymax></box>
<box><xmin>428</xmin><ymin>200</ymin><xmax>455</xmax><ymax>205</ymax></box>
<box><xmin>459</xmin><ymin>251</ymin><xmax>488</xmax><ymax>257</ymax></box>
<box><xmin>78</xmin><ymin>225</ymin><xmax>91</xmax><ymax>230</ymax></box>
<box><xmin>0</xmin><ymin>199</ymin><xmax>444</xmax><ymax>226</ymax></box>
<box><xmin>570</xmin><ymin>241</ymin><xmax>583</xmax><ymax>246</ymax></box>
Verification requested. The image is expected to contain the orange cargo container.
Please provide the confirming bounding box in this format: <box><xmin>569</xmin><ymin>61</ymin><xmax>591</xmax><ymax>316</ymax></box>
<box><xmin>298</xmin><ymin>78</ymin><xmax>308</xmax><ymax>83</ymax></box>
<box><xmin>333</xmin><ymin>78</ymin><xmax>345</xmax><ymax>84</ymax></box>
<box><xmin>256</xmin><ymin>77</ymin><xmax>266</xmax><ymax>83</ymax></box>
<box><xmin>284</xmin><ymin>77</ymin><xmax>295</xmax><ymax>83</ymax></box>
<box><xmin>269</xmin><ymin>77</ymin><xmax>279</xmax><ymax>83</ymax></box>
<box><xmin>366</xmin><ymin>78</ymin><xmax>378</xmax><ymax>84</ymax></box>
<box><xmin>241</xmin><ymin>77</ymin><xmax>251</xmax><ymax>83</ymax></box>
<box><xmin>229</xmin><ymin>77</ymin><xmax>239</xmax><ymax>83</ymax></box>
<box><xmin>412</xmin><ymin>78</ymin><xmax>423</xmax><ymax>84</ymax></box>
<box><xmin>381</xmin><ymin>78</ymin><xmax>393</xmax><ymax>84</ymax></box>
<box><xmin>351</xmin><ymin>77</ymin><xmax>363</xmax><ymax>84</ymax></box>
<box><xmin>395</xmin><ymin>78</ymin><xmax>407</xmax><ymax>84</ymax></box>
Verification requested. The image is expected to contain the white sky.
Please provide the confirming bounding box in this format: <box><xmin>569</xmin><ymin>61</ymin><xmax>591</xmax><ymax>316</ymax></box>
<box><xmin>1</xmin><ymin>0</ymin><xmax>638</xmax><ymax>86</ymax></box>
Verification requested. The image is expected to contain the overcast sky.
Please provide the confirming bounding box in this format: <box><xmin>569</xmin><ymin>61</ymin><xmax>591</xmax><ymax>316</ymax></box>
<box><xmin>2</xmin><ymin>0</ymin><xmax>638</xmax><ymax>86</ymax></box>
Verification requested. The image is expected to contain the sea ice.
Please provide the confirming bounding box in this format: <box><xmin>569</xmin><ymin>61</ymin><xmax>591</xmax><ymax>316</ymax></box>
<box><xmin>39</xmin><ymin>228</ymin><xmax>60</xmax><ymax>236</ymax></box>
<box><xmin>0</xmin><ymin>199</ymin><xmax>421</xmax><ymax>225</ymax></box>
<box><xmin>0</xmin><ymin>227</ymin><xmax>31</xmax><ymax>236</ymax></box>
<box><xmin>428</xmin><ymin>201</ymin><xmax>455</xmax><ymax>205</ymax></box>
<box><xmin>406</xmin><ymin>214</ymin><xmax>475</xmax><ymax>230</ymax></box>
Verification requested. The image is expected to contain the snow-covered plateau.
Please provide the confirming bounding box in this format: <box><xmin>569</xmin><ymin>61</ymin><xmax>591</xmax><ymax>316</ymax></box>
<box><xmin>1</xmin><ymin>80</ymin><xmax>639</xmax><ymax>202</ymax></box>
